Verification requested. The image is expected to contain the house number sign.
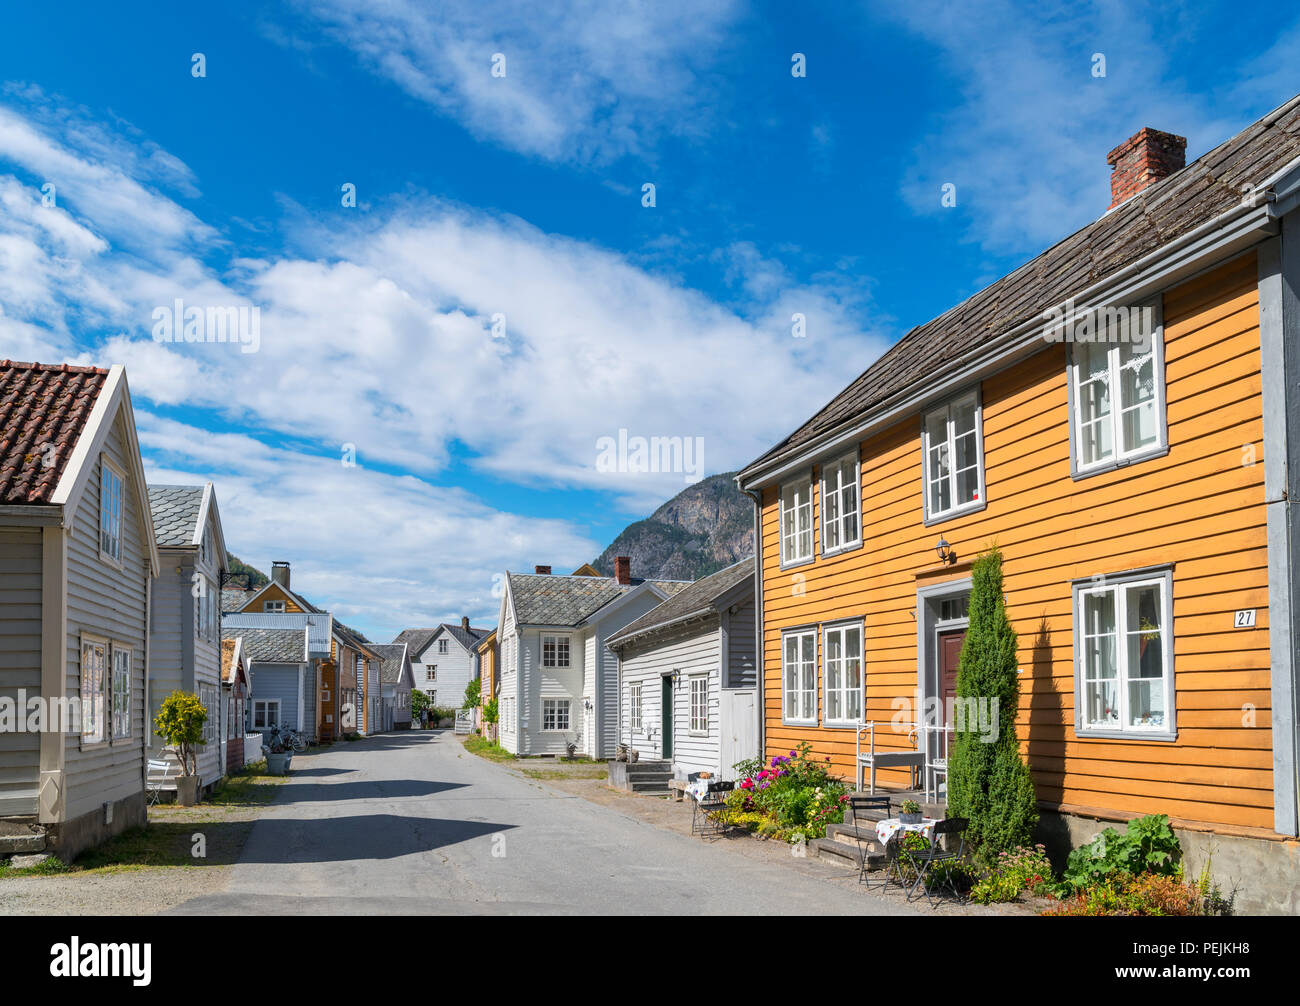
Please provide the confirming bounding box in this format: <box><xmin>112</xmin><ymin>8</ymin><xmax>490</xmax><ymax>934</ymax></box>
<box><xmin>1234</xmin><ymin>609</ymin><xmax>1256</xmax><ymax>628</ymax></box>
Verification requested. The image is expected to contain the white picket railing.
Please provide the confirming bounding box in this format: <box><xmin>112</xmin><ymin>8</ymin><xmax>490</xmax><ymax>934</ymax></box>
<box><xmin>244</xmin><ymin>733</ymin><xmax>264</xmax><ymax>764</ymax></box>
<box><xmin>454</xmin><ymin>709</ymin><xmax>475</xmax><ymax>735</ymax></box>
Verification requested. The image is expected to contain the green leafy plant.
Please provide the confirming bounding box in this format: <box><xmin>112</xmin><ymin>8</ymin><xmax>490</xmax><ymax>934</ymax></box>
<box><xmin>482</xmin><ymin>698</ymin><xmax>499</xmax><ymax>725</ymax></box>
<box><xmin>153</xmin><ymin>690</ymin><xmax>208</xmax><ymax>777</ymax></box>
<box><xmin>463</xmin><ymin>678</ymin><xmax>481</xmax><ymax>709</ymax></box>
<box><xmin>1061</xmin><ymin>814</ymin><xmax>1181</xmax><ymax>893</ymax></box>
<box><xmin>900</xmin><ymin>799</ymin><xmax>921</xmax><ymax>815</ymax></box>
<box><xmin>946</xmin><ymin>546</ymin><xmax>1038</xmax><ymax>861</ymax></box>
<box><xmin>724</xmin><ymin>743</ymin><xmax>849</xmax><ymax>842</ymax></box>
<box><xmin>410</xmin><ymin>689</ymin><xmax>430</xmax><ymax>721</ymax></box>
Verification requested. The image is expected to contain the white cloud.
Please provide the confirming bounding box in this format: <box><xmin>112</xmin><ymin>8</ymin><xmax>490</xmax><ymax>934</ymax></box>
<box><xmin>283</xmin><ymin>0</ymin><xmax>741</xmax><ymax>164</ymax></box>
<box><xmin>876</xmin><ymin>0</ymin><xmax>1296</xmax><ymax>256</ymax></box>
<box><xmin>137</xmin><ymin>413</ymin><xmax>600</xmax><ymax>641</ymax></box>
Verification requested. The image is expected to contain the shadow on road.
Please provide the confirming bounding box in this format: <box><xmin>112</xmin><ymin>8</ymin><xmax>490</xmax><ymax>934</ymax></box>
<box><xmin>280</xmin><ymin>778</ymin><xmax>468</xmax><ymax>803</ymax></box>
<box><xmin>241</xmin><ymin>814</ymin><xmax>514</xmax><ymax>864</ymax></box>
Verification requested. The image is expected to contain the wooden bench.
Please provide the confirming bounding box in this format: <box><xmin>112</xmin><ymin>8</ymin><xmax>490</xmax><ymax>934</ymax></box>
<box><xmin>668</xmin><ymin>779</ymin><xmax>689</xmax><ymax>802</ymax></box>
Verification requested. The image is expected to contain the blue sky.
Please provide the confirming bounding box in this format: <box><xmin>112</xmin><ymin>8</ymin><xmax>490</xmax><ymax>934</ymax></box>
<box><xmin>2</xmin><ymin>2</ymin><xmax>1297</xmax><ymax>641</ymax></box>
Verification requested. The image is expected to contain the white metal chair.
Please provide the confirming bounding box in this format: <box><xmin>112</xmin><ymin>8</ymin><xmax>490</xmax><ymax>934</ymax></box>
<box><xmin>855</xmin><ymin>721</ymin><xmax>927</xmax><ymax>793</ymax></box>
<box><xmin>145</xmin><ymin>750</ymin><xmax>183</xmax><ymax>805</ymax></box>
<box><xmin>922</xmin><ymin>724</ymin><xmax>950</xmax><ymax>803</ymax></box>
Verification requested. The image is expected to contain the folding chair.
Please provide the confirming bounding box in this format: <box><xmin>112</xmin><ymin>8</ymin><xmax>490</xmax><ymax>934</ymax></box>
<box><xmin>691</xmin><ymin>780</ymin><xmax>734</xmax><ymax>838</ymax></box>
<box><xmin>845</xmin><ymin>795</ymin><xmax>892</xmax><ymax>887</ymax></box>
<box><xmin>905</xmin><ymin>817</ymin><xmax>969</xmax><ymax>906</ymax></box>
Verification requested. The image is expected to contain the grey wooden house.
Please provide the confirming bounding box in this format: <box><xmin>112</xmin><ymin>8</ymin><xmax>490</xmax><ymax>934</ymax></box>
<box><xmin>146</xmin><ymin>483</ymin><xmax>228</xmax><ymax>792</ymax></box>
<box><xmin>0</xmin><ymin>361</ymin><xmax>159</xmax><ymax>861</ymax></box>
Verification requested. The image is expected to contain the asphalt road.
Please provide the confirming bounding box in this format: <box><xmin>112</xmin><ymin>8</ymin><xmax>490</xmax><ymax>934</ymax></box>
<box><xmin>168</xmin><ymin>730</ymin><xmax>915</xmax><ymax>915</ymax></box>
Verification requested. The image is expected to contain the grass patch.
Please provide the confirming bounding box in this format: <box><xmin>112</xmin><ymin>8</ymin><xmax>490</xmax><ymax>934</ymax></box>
<box><xmin>1</xmin><ymin>761</ymin><xmax>287</xmax><ymax>879</ymax></box>
<box><xmin>463</xmin><ymin>734</ymin><xmax>515</xmax><ymax>762</ymax></box>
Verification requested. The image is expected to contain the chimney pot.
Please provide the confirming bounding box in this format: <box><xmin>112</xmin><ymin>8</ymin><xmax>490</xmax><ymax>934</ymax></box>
<box><xmin>615</xmin><ymin>555</ymin><xmax>632</xmax><ymax>586</ymax></box>
<box><xmin>271</xmin><ymin>561</ymin><xmax>290</xmax><ymax>590</ymax></box>
<box><xmin>1106</xmin><ymin>127</ymin><xmax>1186</xmax><ymax>209</ymax></box>
<box><xmin>534</xmin><ymin>565</ymin><xmax>551</xmax><ymax>575</ymax></box>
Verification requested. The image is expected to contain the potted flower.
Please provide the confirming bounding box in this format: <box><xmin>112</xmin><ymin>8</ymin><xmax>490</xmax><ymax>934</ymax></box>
<box><xmin>153</xmin><ymin>690</ymin><xmax>208</xmax><ymax>806</ymax></box>
<box><xmin>899</xmin><ymin>798</ymin><xmax>923</xmax><ymax>825</ymax></box>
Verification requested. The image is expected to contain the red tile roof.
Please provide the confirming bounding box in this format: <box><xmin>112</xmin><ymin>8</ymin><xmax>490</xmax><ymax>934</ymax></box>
<box><xmin>0</xmin><ymin>360</ymin><xmax>110</xmax><ymax>505</ymax></box>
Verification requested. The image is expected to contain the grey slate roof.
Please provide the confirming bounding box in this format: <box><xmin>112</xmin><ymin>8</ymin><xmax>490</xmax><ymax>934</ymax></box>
<box><xmin>147</xmin><ymin>484</ymin><xmax>205</xmax><ymax>547</ymax></box>
<box><xmin>369</xmin><ymin>643</ymin><xmax>411</xmax><ymax>684</ymax></box>
<box><xmin>222</xmin><ymin>588</ymin><xmax>253</xmax><ymax>612</ymax></box>
<box><xmin>222</xmin><ymin>612</ymin><xmax>332</xmax><ymax>658</ymax></box>
<box><xmin>739</xmin><ymin>93</ymin><xmax>1300</xmax><ymax>481</ymax></box>
<box><xmin>221</xmin><ymin>625</ymin><xmax>307</xmax><ymax>663</ymax></box>
<box><xmin>607</xmin><ymin>558</ymin><xmax>756</xmax><ymax>647</ymax></box>
<box><xmin>506</xmin><ymin>573</ymin><xmax>690</xmax><ymax>627</ymax></box>
<box><xmin>393</xmin><ymin>623</ymin><xmax>491</xmax><ymax>656</ymax></box>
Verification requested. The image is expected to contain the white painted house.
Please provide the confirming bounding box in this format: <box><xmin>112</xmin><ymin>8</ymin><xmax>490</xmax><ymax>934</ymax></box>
<box><xmin>607</xmin><ymin>558</ymin><xmax>758</xmax><ymax>780</ymax></box>
<box><xmin>0</xmin><ymin>362</ymin><xmax>159</xmax><ymax>861</ymax></box>
<box><xmin>495</xmin><ymin>560</ymin><xmax>690</xmax><ymax>758</ymax></box>
<box><xmin>146</xmin><ymin>483</ymin><xmax>227</xmax><ymax>792</ymax></box>
<box><xmin>394</xmin><ymin>618</ymin><xmax>488</xmax><ymax>709</ymax></box>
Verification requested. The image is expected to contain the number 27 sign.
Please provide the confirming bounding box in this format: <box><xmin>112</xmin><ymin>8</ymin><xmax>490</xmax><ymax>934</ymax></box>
<box><xmin>1234</xmin><ymin>609</ymin><xmax>1257</xmax><ymax>628</ymax></box>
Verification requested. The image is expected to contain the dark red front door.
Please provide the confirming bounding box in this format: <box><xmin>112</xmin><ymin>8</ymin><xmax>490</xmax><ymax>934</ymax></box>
<box><xmin>939</xmin><ymin>630</ymin><xmax>965</xmax><ymax>754</ymax></box>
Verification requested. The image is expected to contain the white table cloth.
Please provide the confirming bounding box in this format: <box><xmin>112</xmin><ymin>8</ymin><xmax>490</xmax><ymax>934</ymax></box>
<box><xmin>686</xmin><ymin>778</ymin><xmax>711</xmax><ymax>802</ymax></box>
<box><xmin>875</xmin><ymin>816</ymin><xmax>938</xmax><ymax>847</ymax></box>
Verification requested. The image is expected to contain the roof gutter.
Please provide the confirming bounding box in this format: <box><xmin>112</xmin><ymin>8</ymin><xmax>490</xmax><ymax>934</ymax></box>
<box><xmin>742</xmin><ymin>486</ymin><xmax>764</xmax><ymax>770</ymax></box>
<box><xmin>607</xmin><ymin>605</ymin><xmax>719</xmax><ymax>650</ymax></box>
<box><xmin>738</xmin><ymin>198</ymin><xmax>1278</xmax><ymax>491</ymax></box>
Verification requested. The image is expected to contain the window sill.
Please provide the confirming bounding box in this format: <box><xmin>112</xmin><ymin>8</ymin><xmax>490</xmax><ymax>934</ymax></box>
<box><xmin>1076</xmin><ymin>725</ymin><xmax>1176</xmax><ymax>743</ymax></box>
<box><xmin>923</xmin><ymin>498</ymin><xmax>988</xmax><ymax>527</ymax></box>
<box><xmin>820</xmin><ymin>539</ymin><xmax>863</xmax><ymax>561</ymax></box>
<box><xmin>98</xmin><ymin>551</ymin><xmax>125</xmax><ymax>571</ymax></box>
<box><xmin>782</xmin><ymin>717</ymin><xmax>817</xmax><ymax>727</ymax></box>
<box><xmin>822</xmin><ymin>720</ymin><xmax>862</xmax><ymax>730</ymax></box>
<box><xmin>779</xmin><ymin>555</ymin><xmax>815</xmax><ymax>572</ymax></box>
<box><xmin>1071</xmin><ymin>443</ymin><xmax>1170</xmax><ymax>481</ymax></box>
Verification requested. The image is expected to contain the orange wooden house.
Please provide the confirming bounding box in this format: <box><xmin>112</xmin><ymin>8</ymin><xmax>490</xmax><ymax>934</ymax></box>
<box><xmin>736</xmin><ymin>100</ymin><xmax>1300</xmax><ymax>910</ymax></box>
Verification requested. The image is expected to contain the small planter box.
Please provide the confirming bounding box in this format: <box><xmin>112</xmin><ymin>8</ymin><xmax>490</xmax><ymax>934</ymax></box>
<box><xmin>267</xmin><ymin>752</ymin><xmax>292</xmax><ymax>775</ymax></box>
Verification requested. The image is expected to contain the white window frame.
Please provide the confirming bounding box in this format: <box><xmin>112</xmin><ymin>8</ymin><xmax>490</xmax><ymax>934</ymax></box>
<box><xmin>80</xmin><ymin>635</ymin><xmax>107</xmax><ymax>745</ymax></box>
<box><xmin>111</xmin><ymin>645</ymin><xmax>131</xmax><ymax>741</ymax></box>
<box><xmin>98</xmin><ymin>456</ymin><xmax>125</xmax><ymax>566</ymax></box>
<box><xmin>629</xmin><ymin>681</ymin><xmax>643</xmax><ymax>734</ymax></box>
<box><xmin>200</xmin><ymin>683</ymin><xmax>218</xmax><ymax>745</ymax></box>
<box><xmin>263</xmin><ymin>599</ymin><xmax>285</xmax><ymax>613</ymax></box>
<box><xmin>1072</xmin><ymin>567</ymin><xmax>1176</xmax><ymax>741</ymax></box>
<box><xmin>779</xmin><ymin>477</ymin><xmax>815</xmax><ymax>567</ymax></box>
<box><xmin>541</xmin><ymin>634</ymin><xmax>571</xmax><ymax>669</ymax></box>
<box><xmin>438</xmin><ymin>638</ymin><xmax>449</xmax><ymax>654</ymax></box>
<box><xmin>426</xmin><ymin>666</ymin><xmax>437</xmax><ymax>681</ymax></box>
<box><xmin>542</xmin><ymin>698</ymin><xmax>570</xmax><ymax>732</ymax></box>
<box><xmin>781</xmin><ymin>628</ymin><xmax>818</xmax><ymax>725</ymax></box>
<box><xmin>921</xmin><ymin>388</ymin><xmax>986</xmax><ymax>523</ymax></box>
<box><xmin>689</xmin><ymin>674</ymin><xmax>709</xmax><ymax>735</ymax></box>
<box><xmin>252</xmin><ymin>699</ymin><xmax>280</xmax><ymax>730</ymax></box>
<box><xmin>821</xmin><ymin>621</ymin><xmax>864</xmax><ymax>727</ymax></box>
<box><xmin>1067</xmin><ymin>300</ymin><xmax>1167</xmax><ymax>478</ymax></box>
<box><xmin>820</xmin><ymin>451</ymin><xmax>862</xmax><ymax>557</ymax></box>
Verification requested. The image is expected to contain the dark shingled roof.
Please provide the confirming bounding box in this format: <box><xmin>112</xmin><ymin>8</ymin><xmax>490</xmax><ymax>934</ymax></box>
<box><xmin>0</xmin><ymin>361</ymin><xmax>109</xmax><ymax>505</ymax></box>
<box><xmin>506</xmin><ymin>573</ymin><xmax>690</xmax><ymax>626</ymax></box>
<box><xmin>740</xmin><ymin>93</ymin><xmax>1300</xmax><ymax>480</ymax></box>
<box><xmin>369</xmin><ymin>643</ymin><xmax>411</xmax><ymax>684</ymax></box>
<box><xmin>222</xmin><ymin>625</ymin><xmax>306</xmax><ymax>663</ymax></box>
<box><xmin>222</xmin><ymin>588</ymin><xmax>253</xmax><ymax>612</ymax></box>
<box><xmin>147</xmin><ymin>484</ymin><xmax>205</xmax><ymax>546</ymax></box>
<box><xmin>607</xmin><ymin>558</ymin><xmax>755</xmax><ymax>647</ymax></box>
<box><xmin>393</xmin><ymin>623</ymin><xmax>491</xmax><ymax>656</ymax></box>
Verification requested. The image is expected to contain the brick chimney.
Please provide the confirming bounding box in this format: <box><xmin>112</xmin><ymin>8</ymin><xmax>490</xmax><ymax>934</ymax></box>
<box><xmin>271</xmin><ymin>560</ymin><xmax>290</xmax><ymax>590</ymax></box>
<box><xmin>1107</xmin><ymin>128</ymin><xmax>1187</xmax><ymax>209</ymax></box>
<box><xmin>461</xmin><ymin>615</ymin><xmax>470</xmax><ymax>631</ymax></box>
<box><xmin>534</xmin><ymin>565</ymin><xmax>551</xmax><ymax>575</ymax></box>
<box><xmin>614</xmin><ymin>556</ymin><xmax>631</xmax><ymax>585</ymax></box>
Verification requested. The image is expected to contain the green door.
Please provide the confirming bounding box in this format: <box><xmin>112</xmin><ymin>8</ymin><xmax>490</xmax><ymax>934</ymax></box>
<box><xmin>661</xmin><ymin>676</ymin><xmax>673</xmax><ymax>759</ymax></box>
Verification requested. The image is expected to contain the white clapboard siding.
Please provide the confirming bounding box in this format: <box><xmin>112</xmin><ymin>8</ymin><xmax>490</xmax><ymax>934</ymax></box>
<box><xmin>619</xmin><ymin>617</ymin><xmax>722</xmax><ymax>777</ymax></box>
<box><xmin>63</xmin><ymin>411</ymin><xmax>149</xmax><ymax>820</ymax></box>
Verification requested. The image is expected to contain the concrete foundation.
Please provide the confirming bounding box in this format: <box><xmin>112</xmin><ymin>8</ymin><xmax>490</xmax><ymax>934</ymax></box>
<box><xmin>44</xmin><ymin>790</ymin><xmax>147</xmax><ymax>864</ymax></box>
<box><xmin>1038</xmin><ymin>809</ymin><xmax>1300</xmax><ymax>916</ymax></box>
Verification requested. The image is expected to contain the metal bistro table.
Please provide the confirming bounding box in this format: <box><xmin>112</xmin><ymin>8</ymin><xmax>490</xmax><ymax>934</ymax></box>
<box><xmin>875</xmin><ymin>816</ymin><xmax>939</xmax><ymax>891</ymax></box>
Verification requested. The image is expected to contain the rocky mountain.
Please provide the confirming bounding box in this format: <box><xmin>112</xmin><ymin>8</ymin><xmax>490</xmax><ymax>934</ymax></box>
<box><xmin>225</xmin><ymin>553</ymin><xmax>269</xmax><ymax>590</ymax></box>
<box><xmin>592</xmin><ymin>472</ymin><xmax>754</xmax><ymax>582</ymax></box>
